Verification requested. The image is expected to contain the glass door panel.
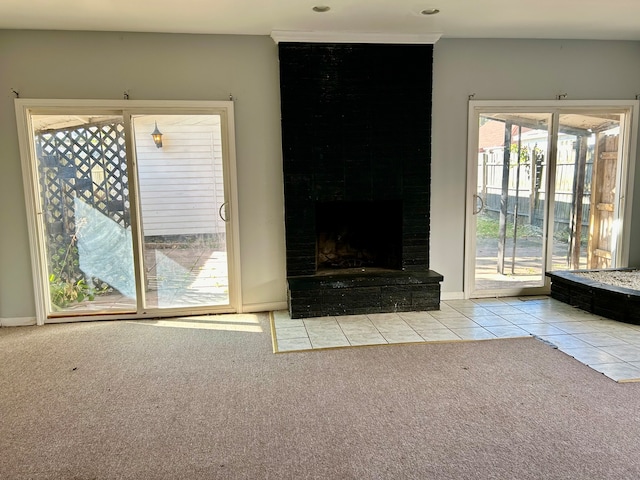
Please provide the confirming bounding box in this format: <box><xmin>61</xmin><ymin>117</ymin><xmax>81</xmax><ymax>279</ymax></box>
<box><xmin>550</xmin><ymin>112</ymin><xmax>623</xmax><ymax>271</ymax></box>
<box><xmin>473</xmin><ymin>113</ymin><xmax>550</xmax><ymax>294</ymax></box>
<box><xmin>467</xmin><ymin>104</ymin><xmax>633</xmax><ymax>299</ymax></box>
<box><xmin>31</xmin><ymin>114</ymin><xmax>137</xmax><ymax>315</ymax></box>
<box><xmin>132</xmin><ymin>114</ymin><xmax>230</xmax><ymax>309</ymax></box>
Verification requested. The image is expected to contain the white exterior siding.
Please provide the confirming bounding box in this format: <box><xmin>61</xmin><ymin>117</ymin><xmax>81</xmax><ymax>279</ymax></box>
<box><xmin>134</xmin><ymin>115</ymin><xmax>226</xmax><ymax>237</ymax></box>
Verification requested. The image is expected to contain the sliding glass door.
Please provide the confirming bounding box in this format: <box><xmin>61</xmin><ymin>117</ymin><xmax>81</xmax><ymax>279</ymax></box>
<box><xmin>16</xmin><ymin>101</ymin><xmax>240</xmax><ymax>323</ymax></box>
<box><xmin>471</xmin><ymin>112</ymin><xmax>551</xmax><ymax>294</ymax></box>
<box><xmin>550</xmin><ymin>112</ymin><xmax>625</xmax><ymax>272</ymax></box>
<box><xmin>131</xmin><ymin>114</ymin><xmax>230</xmax><ymax>309</ymax></box>
<box><xmin>466</xmin><ymin>101</ymin><xmax>636</xmax><ymax>298</ymax></box>
<box><xmin>30</xmin><ymin>113</ymin><xmax>138</xmax><ymax>315</ymax></box>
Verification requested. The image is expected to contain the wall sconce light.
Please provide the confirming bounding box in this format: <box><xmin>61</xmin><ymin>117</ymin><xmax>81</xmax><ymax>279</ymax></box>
<box><xmin>151</xmin><ymin>122</ymin><xmax>163</xmax><ymax>148</ymax></box>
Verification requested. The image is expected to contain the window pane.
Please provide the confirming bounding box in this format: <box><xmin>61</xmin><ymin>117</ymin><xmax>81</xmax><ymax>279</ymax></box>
<box><xmin>32</xmin><ymin>114</ymin><xmax>137</xmax><ymax>315</ymax></box>
<box><xmin>132</xmin><ymin>114</ymin><xmax>230</xmax><ymax>309</ymax></box>
<box><xmin>550</xmin><ymin>112</ymin><xmax>622</xmax><ymax>271</ymax></box>
<box><xmin>474</xmin><ymin>113</ymin><xmax>549</xmax><ymax>292</ymax></box>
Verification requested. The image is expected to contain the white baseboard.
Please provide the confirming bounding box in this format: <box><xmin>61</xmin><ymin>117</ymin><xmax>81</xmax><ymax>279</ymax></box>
<box><xmin>242</xmin><ymin>301</ymin><xmax>288</xmax><ymax>313</ymax></box>
<box><xmin>0</xmin><ymin>316</ymin><xmax>37</xmax><ymax>327</ymax></box>
<box><xmin>441</xmin><ymin>291</ymin><xmax>465</xmax><ymax>301</ymax></box>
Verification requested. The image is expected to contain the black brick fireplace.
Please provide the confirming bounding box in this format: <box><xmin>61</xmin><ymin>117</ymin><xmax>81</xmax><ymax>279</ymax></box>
<box><xmin>278</xmin><ymin>42</ymin><xmax>443</xmax><ymax>318</ymax></box>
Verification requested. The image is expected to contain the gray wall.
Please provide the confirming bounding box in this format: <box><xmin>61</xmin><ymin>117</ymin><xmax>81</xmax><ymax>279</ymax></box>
<box><xmin>432</xmin><ymin>39</ymin><xmax>640</xmax><ymax>295</ymax></box>
<box><xmin>0</xmin><ymin>30</ymin><xmax>285</xmax><ymax>319</ymax></box>
<box><xmin>2</xmin><ymin>32</ymin><xmax>640</xmax><ymax>320</ymax></box>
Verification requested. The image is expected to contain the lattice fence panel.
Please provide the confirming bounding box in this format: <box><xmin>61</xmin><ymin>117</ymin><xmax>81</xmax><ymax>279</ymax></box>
<box><xmin>36</xmin><ymin>121</ymin><xmax>129</xmax><ymax>284</ymax></box>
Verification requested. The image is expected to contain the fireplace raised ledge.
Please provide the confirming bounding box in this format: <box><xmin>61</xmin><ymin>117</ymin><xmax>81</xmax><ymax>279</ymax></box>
<box><xmin>287</xmin><ymin>269</ymin><xmax>443</xmax><ymax>319</ymax></box>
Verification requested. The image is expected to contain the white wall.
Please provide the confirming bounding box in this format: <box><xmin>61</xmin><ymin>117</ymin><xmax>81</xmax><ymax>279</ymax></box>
<box><xmin>0</xmin><ymin>30</ymin><xmax>286</xmax><ymax>319</ymax></box>
<box><xmin>431</xmin><ymin>38</ymin><xmax>640</xmax><ymax>296</ymax></box>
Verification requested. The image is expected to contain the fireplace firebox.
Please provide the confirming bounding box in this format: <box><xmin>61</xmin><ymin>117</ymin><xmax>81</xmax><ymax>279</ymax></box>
<box><xmin>278</xmin><ymin>42</ymin><xmax>443</xmax><ymax>318</ymax></box>
<box><xmin>316</xmin><ymin>200</ymin><xmax>402</xmax><ymax>272</ymax></box>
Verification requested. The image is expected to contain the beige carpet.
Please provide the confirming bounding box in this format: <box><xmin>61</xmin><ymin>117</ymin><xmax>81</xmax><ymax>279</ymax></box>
<box><xmin>2</xmin><ymin>314</ymin><xmax>640</xmax><ymax>479</ymax></box>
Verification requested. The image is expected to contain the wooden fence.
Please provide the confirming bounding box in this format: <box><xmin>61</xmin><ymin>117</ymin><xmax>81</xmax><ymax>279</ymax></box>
<box><xmin>478</xmin><ymin>146</ymin><xmax>594</xmax><ymax>236</ymax></box>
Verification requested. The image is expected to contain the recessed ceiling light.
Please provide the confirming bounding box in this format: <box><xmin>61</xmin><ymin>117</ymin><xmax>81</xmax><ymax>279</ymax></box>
<box><xmin>312</xmin><ymin>5</ymin><xmax>331</xmax><ymax>13</ymax></box>
<box><xmin>421</xmin><ymin>8</ymin><xmax>440</xmax><ymax>15</ymax></box>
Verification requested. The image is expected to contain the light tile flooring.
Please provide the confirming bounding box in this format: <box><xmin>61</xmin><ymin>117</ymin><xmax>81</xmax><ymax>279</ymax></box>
<box><xmin>271</xmin><ymin>296</ymin><xmax>640</xmax><ymax>383</ymax></box>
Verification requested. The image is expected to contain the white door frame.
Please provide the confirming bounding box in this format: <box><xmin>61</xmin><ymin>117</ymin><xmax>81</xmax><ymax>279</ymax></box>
<box><xmin>464</xmin><ymin>100</ymin><xmax>638</xmax><ymax>299</ymax></box>
<box><xmin>15</xmin><ymin>99</ymin><xmax>243</xmax><ymax>324</ymax></box>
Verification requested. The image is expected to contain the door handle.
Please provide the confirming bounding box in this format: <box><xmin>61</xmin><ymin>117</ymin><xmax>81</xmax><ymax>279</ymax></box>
<box><xmin>473</xmin><ymin>194</ymin><xmax>484</xmax><ymax>215</ymax></box>
<box><xmin>219</xmin><ymin>202</ymin><xmax>229</xmax><ymax>222</ymax></box>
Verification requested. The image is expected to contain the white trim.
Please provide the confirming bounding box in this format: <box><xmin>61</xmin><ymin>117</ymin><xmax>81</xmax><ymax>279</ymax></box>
<box><xmin>14</xmin><ymin>101</ymin><xmax>50</xmax><ymax>325</ymax></box>
<box><xmin>617</xmin><ymin>104</ymin><xmax>638</xmax><ymax>267</ymax></box>
<box><xmin>545</xmin><ymin>112</ymin><xmax>560</xmax><ymax>274</ymax></box>
<box><xmin>467</xmin><ymin>286</ymin><xmax>551</xmax><ymax>299</ymax></box>
<box><xmin>271</xmin><ymin>30</ymin><xmax>441</xmax><ymax>44</ymax></box>
<box><xmin>43</xmin><ymin>305</ymin><xmax>237</xmax><ymax>324</ymax></box>
<box><xmin>221</xmin><ymin>104</ymin><xmax>244</xmax><ymax>313</ymax></box>
<box><xmin>14</xmin><ymin>99</ymin><xmax>243</xmax><ymax>323</ymax></box>
<box><xmin>440</xmin><ymin>292</ymin><xmax>465</xmax><ymax>301</ymax></box>
<box><xmin>242</xmin><ymin>301</ymin><xmax>288</xmax><ymax>313</ymax></box>
<box><xmin>467</xmin><ymin>99</ymin><xmax>640</xmax><ymax>109</ymax></box>
<box><xmin>122</xmin><ymin>112</ymin><xmax>147</xmax><ymax>312</ymax></box>
<box><xmin>14</xmin><ymin>99</ymin><xmax>235</xmax><ymax>110</ymax></box>
<box><xmin>0</xmin><ymin>317</ymin><xmax>37</xmax><ymax>327</ymax></box>
<box><xmin>464</xmin><ymin>102</ymin><xmax>480</xmax><ymax>298</ymax></box>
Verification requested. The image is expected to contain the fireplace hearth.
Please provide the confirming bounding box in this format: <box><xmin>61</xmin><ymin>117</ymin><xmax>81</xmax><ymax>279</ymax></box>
<box><xmin>278</xmin><ymin>42</ymin><xmax>443</xmax><ymax>318</ymax></box>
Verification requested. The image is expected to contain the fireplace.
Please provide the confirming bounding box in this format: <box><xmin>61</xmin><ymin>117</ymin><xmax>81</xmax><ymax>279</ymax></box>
<box><xmin>316</xmin><ymin>200</ymin><xmax>402</xmax><ymax>272</ymax></box>
<box><xmin>278</xmin><ymin>42</ymin><xmax>443</xmax><ymax>318</ymax></box>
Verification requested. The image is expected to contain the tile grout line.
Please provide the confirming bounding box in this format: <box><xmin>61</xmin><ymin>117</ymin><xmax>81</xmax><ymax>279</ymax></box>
<box><xmin>272</xmin><ymin>298</ymin><xmax>640</xmax><ymax>382</ymax></box>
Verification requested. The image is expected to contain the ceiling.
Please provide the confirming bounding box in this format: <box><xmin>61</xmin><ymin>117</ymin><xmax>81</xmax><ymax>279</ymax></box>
<box><xmin>2</xmin><ymin>0</ymin><xmax>640</xmax><ymax>41</ymax></box>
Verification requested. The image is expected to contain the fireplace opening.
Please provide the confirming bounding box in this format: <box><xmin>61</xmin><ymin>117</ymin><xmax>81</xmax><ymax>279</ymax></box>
<box><xmin>316</xmin><ymin>200</ymin><xmax>402</xmax><ymax>273</ymax></box>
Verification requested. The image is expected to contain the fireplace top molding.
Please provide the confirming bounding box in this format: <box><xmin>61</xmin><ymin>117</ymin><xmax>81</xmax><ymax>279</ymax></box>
<box><xmin>270</xmin><ymin>30</ymin><xmax>442</xmax><ymax>44</ymax></box>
